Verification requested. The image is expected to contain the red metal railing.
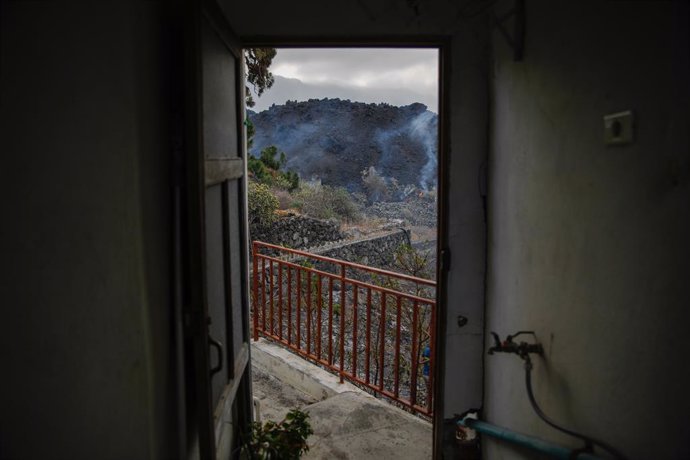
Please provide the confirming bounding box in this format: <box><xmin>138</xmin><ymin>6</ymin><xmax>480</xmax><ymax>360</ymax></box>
<box><xmin>252</xmin><ymin>241</ymin><xmax>436</xmax><ymax>417</ymax></box>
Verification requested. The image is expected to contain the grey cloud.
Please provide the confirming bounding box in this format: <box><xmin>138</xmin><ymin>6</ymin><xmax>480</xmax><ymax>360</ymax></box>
<box><xmin>272</xmin><ymin>48</ymin><xmax>437</xmax><ymax>76</ymax></box>
<box><xmin>249</xmin><ymin>48</ymin><xmax>438</xmax><ymax>112</ymax></box>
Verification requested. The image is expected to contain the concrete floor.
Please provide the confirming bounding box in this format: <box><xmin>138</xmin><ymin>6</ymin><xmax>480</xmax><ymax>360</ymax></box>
<box><xmin>251</xmin><ymin>340</ymin><xmax>432</xmax><ymax>460</ymax></box>
<box><xmin>252</xmin><ymin>365</ymin><xmax>317</xmax><ymax>423</ymax></box>
<box><xmin>303</xmin><ymin>391</ymin><xmax>432</xmax><ymax>459</ymax></box>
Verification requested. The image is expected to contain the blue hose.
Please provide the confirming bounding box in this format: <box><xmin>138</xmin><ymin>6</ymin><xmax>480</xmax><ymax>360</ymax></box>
<box><xmin>458</xmin><ymin>417</ymin><xmax>602</xmax><ymax>460</ymax></box>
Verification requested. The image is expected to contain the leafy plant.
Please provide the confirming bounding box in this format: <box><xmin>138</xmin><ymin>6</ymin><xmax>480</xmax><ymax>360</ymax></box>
<box><xmin>283</xmin><ymin>170</ymin><xmax>300</xmax><ymax>191</ymax></box>
<box><xmin>259</xmin><ymin>146</ymin><xmax>286</xmax><ymax>171</ymax></box>
<box><xmin>248</xmin><ymin>155</ymin><xmax>269</xmax><ymax>181</ymax></box>
<box><xmin>292</xmin><ymin>182</ymin><xmax>361</xmax><ymax>222</ymax></box>
<box><xmin>248</xmin><ymin>182</ymin><xmax>279</xmax><ymax>231</ymax></box>
<box><xmin>242</xmin><ymin>409</ymin><xmax>314</xmax><ymax>460</ymax></box>
<box><xmin>248</xmin><ymin>145</ymin><xmax>300</xmax><ymax>191</ymax></box>
<box><xmin>244</xmin><ymin>48</ymin><xmax>277</xmax><ymax>108</ymax></box>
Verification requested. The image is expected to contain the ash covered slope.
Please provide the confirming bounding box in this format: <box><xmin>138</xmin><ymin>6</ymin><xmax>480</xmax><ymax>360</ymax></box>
<box><xmin>248</xmin><ymin>99</ymin><xmax>437</xmax><ymax>192</ymax></box>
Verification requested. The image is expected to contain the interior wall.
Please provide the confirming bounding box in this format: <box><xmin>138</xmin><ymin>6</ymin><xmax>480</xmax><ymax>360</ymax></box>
<box><xmin>485</xmin><ymin>2</ymin><xmax>690</xmax><ymax>458</ymax></box>
<box><xmin>220</xmin><ymin>0</ymin><xmax>491</xmax><ymax>449</ymax></box>
<box><xmin>0</xmin><ymin>3</ymin><xmax>176</xmax><ymax>459</ymax></box>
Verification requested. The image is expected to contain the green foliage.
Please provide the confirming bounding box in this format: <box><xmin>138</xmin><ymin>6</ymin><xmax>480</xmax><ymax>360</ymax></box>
<box><xmin>283</xmin><ymin>170</ymin><xmax>300</xmax><ymax>191</ymax></box>
<box><xmin>248</xmin><ymin>182</ymin><xmax>279</xmax><ymax>230</ymax></box>
<box><xmin>259</xmin><ymin>146</ymin><xmax>286</xmax><ymax>170</ymax></box>
<box><xmin>242</xmin><ymin>409</ymin><xmax>313</xmax><ymax>460</ymax></box>
<box><xmin>244</xmin><ymin>48</ymin><xmax>277</xmax><ymax>107</ymax></box>
<box><xmin>292</xmin><ymin>182</ymin><xmax>361</xmax><ymax>222</ymax></box>
<box><xmin>248</xmin><ymin>155</ymin><xmax>269</xmax><ymax>181</ymax></box>
<box><xmin>249</xmin><ymin>146</ymin><xmax>300</xmax><ymax>191</ymax></box>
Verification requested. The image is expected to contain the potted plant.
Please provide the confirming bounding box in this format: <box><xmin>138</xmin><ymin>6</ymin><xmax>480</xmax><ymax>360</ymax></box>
<box><xmin>241</xmin><ymin>409</ymin><xmax>314</xmax><ymax>459</ymax></box>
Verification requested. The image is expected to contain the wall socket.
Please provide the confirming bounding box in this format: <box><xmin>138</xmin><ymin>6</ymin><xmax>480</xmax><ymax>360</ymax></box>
<box><xmin>604</xmin><ymin>110</ymin><xmax>634</xmax><ymax>146</ymax></box>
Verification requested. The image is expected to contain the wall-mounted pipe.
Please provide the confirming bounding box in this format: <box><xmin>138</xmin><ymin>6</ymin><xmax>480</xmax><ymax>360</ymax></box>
<box><xmin>485</xmin><ymin>331</ymin><xmax>626</xmax><ymax>459</ymax></box>
<box><xmin>458</xmin><ymin>417</ymin><xmax>602</xmax><ymax>460</ymax></box>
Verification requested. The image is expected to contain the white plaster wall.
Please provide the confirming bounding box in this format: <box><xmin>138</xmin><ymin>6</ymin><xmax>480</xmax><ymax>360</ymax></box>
<box><xmin>0</xmin><ymin>3</ymin><xmax>175</xmax><ymax>459</ymax></box>
<box><xmin>221</xmin><ymin>1</ymin><xmax>491</xmax><ymax>431</ymax></box>
<box><xmin>485</xmin><ymin>2</ymin><xmax>690</xmax><ymax>458</ymax></box>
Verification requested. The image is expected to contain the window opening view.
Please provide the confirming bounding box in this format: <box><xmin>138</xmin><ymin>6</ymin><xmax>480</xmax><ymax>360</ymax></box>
<box><xmin>245</xmin><ymin>48</ymin><xmax>439</xmax><ymax>458</ymax></box>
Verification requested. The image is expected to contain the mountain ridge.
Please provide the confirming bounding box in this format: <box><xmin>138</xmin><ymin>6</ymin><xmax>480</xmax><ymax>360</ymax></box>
<box><xmin>248</xmin><ymin>75</ymin><xmax>436</xmax><ymax>112</ymax></box>
<box><xmin>248</xmin><ymin>98</ymin><xmax>438</xmax><ymax>193</ymax></box>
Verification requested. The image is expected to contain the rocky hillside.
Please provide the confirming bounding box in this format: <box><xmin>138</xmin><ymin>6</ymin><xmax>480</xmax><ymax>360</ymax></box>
<box><xmin>248</xmin><ymin>99</ymin><xmax>438</xmax><ymax>193</ymax></box>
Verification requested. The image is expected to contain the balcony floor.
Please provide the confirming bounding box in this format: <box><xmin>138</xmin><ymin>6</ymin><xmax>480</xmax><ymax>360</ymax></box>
<box><xmin>251</xmin><ymin>340</ymin><xmax>432</xmax><ymax>459</ymax></box>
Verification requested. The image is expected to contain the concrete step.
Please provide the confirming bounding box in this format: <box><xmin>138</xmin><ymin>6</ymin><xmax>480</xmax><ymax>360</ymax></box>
<box><xmin>250</xmin><ymin>339</ymin><xmax>432</xmax><ymax>460</ymax></box>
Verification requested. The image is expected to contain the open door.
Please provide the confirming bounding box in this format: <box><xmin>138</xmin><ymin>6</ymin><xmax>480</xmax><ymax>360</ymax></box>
<box><xmin>180</xmin><ymin>1</ymin><xmax>253</xmax><ymax>458</ymax></box>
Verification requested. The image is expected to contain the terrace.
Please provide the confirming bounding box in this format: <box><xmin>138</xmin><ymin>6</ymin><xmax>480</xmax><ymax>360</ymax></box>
<box><xmin>250</xmin><ymin>240</ymin><xmax>436</xmax><ymax>456</ymax></box>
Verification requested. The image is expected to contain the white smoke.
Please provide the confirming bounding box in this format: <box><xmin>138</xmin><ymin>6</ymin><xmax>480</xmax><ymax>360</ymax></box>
<box><xmin>375</xmin><ymin>110</ymin><xmax>437</xmax><ymax>190</ymax></box>
<box><xmin>408</xmin><ymin>111</ymin><xmax>437</xmax><ymax>190</ymax></box>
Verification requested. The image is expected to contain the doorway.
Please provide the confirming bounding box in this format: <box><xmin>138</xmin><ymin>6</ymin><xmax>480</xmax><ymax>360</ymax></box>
<box><xmin>244</xmin><ymin>45</ymin><xmax>447</xmax><ymax>458</ymax></box>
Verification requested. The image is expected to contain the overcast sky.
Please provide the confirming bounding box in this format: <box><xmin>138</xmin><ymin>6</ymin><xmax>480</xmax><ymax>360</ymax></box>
<box><xmin>248</xmin><ymin>48</ymin><xmax>439</xmax><ymax>113</ymax></box>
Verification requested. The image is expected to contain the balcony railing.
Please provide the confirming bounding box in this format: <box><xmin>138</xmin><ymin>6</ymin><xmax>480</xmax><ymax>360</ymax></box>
<box><xmin>252</xmin><ymin>241</ymin><xmax>436</xmax><ymax>416</ymax></box>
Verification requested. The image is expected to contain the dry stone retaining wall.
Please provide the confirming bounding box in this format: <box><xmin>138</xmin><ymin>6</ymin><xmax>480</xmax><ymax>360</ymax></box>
<box><xmin>305</xmin><ymin>229</ymin><xmax>410</xmax><ymax>270</ymax></box>
<box><xmin>251</xmin><ymin>214</ymin><xmax>344</xmax><ymax>250</ymax></box>
<box><xmin>251</xmin><ymin>214</ymin><xmax>410</xmax><ymax>270</ymax></box>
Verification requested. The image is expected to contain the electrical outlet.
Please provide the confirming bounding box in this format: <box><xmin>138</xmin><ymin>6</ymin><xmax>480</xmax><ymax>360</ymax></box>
<box><xmin>604</xmin><ymin>110</ymin><xmax>634</xmax><ymax>146</ymax></box>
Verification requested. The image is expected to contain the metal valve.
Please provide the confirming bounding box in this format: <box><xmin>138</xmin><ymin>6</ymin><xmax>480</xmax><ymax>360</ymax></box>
<box><xmin>488</xmin><ymin>331</ymin><xmax>543</xmax><ymax>361</ymax></box>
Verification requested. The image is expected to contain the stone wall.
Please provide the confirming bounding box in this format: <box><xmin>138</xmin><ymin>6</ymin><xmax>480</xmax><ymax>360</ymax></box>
<box><xmin>251</xmin><ymin>213</ymin><xmax>344</xmax><ymax>249</ymax></box>
<box><xmin>250</xmin><ymin>214</ymin><xmax>410</xmax><ymax>272</ymax></box>
<box><xmin>306</xmin><ymin>229</ymin><xmax>410</xmax><ymax>270</ymax></box>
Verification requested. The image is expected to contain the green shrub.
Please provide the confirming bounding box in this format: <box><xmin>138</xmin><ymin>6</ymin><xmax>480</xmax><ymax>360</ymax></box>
<box><xmin>292</xmin><ymin>182</ymin><xmax>361</xmax><ymax>222</ymax></box>
<box><xmin>242</xmin><ymin>409</ymin><xmax>313</xmax><ymax>460</ymax></box>
<box><xmin>259</xmin><ymin>145</ymin><xmax>286</xmax><ymax>171</ymax></box>
<box><xmin>283</xmin><ymin>170</ymin><xmax>300</xmax><ymax>191</ymax></box>
<box><xmin>248</xmin><ymin>182</ymin><xmax>279</xmax><ymax>230</ymax></box>
<box><xmin>248</xmin><ymin>155</ymin><xmax>269</xmax><ymax>181</ymax></box>
<box><xmin>248</xmin><ymin>146</ymin><xmax>300</xmax><ymax>191</ymax></box>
